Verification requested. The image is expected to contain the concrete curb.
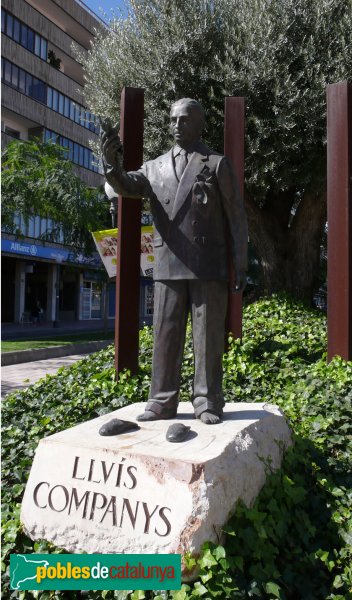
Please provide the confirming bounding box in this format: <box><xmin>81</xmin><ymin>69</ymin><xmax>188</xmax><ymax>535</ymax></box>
<box><xmin>1</xmin><ymin>340</ymin><xmax>112</xmax><ymax>366</ymax></box>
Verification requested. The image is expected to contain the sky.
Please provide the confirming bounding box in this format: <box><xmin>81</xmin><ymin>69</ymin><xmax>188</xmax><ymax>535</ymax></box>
<box><xmin>80</xmin><ymin>0</ymin><xmax>128</xmax><ymax>23</ymax></box>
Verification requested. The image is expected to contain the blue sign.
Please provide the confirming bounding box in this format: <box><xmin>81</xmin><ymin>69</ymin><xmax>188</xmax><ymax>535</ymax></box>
<box><xmin>1</xmin><ymin>238</ymin><xmax>101</xmax><ymax>267</ymax></box>
<box><xmin>141</xmin><ymin>212</ymin><xmax>153</xmax><ymax>226</ymax></box>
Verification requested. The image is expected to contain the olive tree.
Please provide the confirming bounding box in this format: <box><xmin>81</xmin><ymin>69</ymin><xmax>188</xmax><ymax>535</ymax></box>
<box><xmin>79</xmin><ymin>0</ymin><xmax>351</xmax><ymax>300</ymax></box>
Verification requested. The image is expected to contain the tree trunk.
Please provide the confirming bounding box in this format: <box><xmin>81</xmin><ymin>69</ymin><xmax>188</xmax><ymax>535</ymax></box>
<box><xmin>245</xmin><ymin>190</ymin><xmax>327</xmax><ymax>302</ymax></box>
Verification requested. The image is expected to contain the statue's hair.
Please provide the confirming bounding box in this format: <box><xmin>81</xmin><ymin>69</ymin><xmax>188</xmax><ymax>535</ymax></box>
<box><xmin>170</xmin><ymin>98</ymin><xmax>205</xmax><ymax>123</ymax></box>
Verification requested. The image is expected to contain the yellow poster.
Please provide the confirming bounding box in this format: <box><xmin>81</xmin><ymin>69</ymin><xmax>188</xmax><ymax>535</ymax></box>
<box><xmin>92</xmin><ymin>227</ymin><xmax>154</xmax><ymax>278</ymax></box>
<box><xmin>91</xmin><ymin>229</ymin><xmax>118</xmax><ymax>278</ymax></box>
<box><xmin>140</xmin><ymin>226</ymin><xmax>154</xmax><ymax>277</ymax></box>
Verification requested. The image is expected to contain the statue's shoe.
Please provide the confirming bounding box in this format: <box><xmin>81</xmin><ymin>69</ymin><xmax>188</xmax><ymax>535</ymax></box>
<box><xmin>198</xmin><ymin>411</ymin><xmax>222</xmax><ymax>424</ymax></box>
<box><xmin>166</xmin><ymin>423</ymin><xmax>191</xmax><ymax>443</ymax></box>
<box><xmin>99</xmin><ymin>419</ymin><xmax>140</xmax><ymax>436</ymax></box>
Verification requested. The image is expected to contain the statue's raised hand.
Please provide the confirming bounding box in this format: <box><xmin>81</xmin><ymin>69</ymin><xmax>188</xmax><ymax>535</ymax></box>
<box><xmin>100</xmin><ymin>117</ymin><xmax>123</xmax><ymax>170</ymax></box>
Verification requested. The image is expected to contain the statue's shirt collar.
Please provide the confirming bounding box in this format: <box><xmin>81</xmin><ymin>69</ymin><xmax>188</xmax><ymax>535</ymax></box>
<box><xmin>173</xmin><ymin>140</ymin><xmax>202</xmax><ymax>158</ymax></box>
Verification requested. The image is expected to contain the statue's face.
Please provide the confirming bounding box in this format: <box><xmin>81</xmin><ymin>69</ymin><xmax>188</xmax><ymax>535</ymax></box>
<box><xmin>170</xmin><ymin>103</ymin><xmax>203</xmax><ymax>149</ymax></box>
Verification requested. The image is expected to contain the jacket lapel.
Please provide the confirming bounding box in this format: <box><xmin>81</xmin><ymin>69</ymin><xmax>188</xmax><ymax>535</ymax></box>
<box><xmin>171</xmin><ymin>144</ymin><xmax>209</xmax><ymax>219</ymax></box>
<box><xmin>157</xmin><ymin>149</ymin><xmax>178</xmax><ymax>186</ymax></box>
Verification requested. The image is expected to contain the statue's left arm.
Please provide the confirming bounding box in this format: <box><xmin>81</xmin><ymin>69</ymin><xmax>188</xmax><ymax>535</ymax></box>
<box><xmin>217</xmin><ymin>157</ymin><xmax>248</xmax><ymax>292</ymax></box>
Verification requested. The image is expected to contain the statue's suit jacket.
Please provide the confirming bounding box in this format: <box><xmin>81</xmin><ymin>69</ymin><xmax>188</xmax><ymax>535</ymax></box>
<box><xmin>107</xmin><ymin>141</ymin><xmax>248</xmax><ymax>280</ymax></box>
<box><xmin>104</xmin><ymin>140</ymin><xmax>248</xmax><ymax>413</ymax></box>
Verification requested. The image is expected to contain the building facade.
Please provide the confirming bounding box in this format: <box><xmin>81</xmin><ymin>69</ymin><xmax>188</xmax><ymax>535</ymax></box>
<box><xmin>1</xmin><ymin>0</ymin><xmax>154</xmax><ymax>326</ymax></box>
<box><xmin>2</xmin><ymin>0</ymin><xmax>103</xmax><ymax>185</ymax></box>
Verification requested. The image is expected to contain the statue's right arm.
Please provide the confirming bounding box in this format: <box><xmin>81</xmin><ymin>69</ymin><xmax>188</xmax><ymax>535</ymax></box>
<box><xmin>101</xmin><ymin>129</ymin><xmax>153</xmax><ymax>199</ymax></box>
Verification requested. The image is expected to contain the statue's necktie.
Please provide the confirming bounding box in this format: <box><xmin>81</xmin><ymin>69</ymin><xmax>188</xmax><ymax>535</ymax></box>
<box><xmin>176</xmin><ymin>149</ymin><xmax>188</xmax><ymax>181</ymax></box>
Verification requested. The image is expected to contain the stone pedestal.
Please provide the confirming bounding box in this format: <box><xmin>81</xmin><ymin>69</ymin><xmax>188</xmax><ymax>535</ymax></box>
<box><xmin>21</xmin><ymin>402</ymin><xmax>291</xmax><ymax>569</ymax></box>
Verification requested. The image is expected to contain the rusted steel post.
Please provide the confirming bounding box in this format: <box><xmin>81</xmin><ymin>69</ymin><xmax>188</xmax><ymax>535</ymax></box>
<box><xmin>224</xmin><ymin>96</ymin><xmax>245</xmax><ymax>340</ymax></box>
<box><xmin>115</xmin><ymin>87</ymin><xmax>144</xmax><ymax>375</ymax></box>
<box><xmin>327</xmin><ymin>81</ymin><xmax>352</xmax><ymax>362</ymax></box>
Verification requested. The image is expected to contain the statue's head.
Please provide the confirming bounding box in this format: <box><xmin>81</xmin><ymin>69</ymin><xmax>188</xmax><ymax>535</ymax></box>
<box><xmin>170</xmin><ymin>98</ymin><xmax>205</xmax><ymax>149</ymax></box>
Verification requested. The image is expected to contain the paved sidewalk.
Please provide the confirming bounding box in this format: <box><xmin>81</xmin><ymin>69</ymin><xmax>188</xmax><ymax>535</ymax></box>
<box><xmin>1</xmin><ymin>353</ymin><xmax>89</xmax><ymax>398</ymax></box>
<box><xmin>1</xmin><ymin>319</ymin><xmax>115</xmax><ymax>340</ymax></box>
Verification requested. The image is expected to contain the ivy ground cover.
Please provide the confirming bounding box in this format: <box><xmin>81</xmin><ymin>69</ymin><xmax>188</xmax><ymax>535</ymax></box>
<box><xmin>2</xmin><ymin>296</ymin><xmax>351</xmax><ymax>600</ymax></box>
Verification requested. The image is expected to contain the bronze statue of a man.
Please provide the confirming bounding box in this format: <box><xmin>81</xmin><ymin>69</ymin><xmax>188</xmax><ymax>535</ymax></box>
<box><xmin>102</xmin><ymin>98</ymin><xmax>248</xmax><ymax>424</ymax></box>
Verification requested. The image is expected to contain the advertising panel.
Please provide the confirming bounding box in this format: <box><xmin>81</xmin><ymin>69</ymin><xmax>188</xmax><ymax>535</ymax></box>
<box><xmin>92</xmin><ymin>227</ymin><xmax>154</xmax><ymax>278</ymax></box>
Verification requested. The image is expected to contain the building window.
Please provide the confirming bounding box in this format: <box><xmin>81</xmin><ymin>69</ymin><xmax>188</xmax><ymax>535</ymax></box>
<box><xmin>73</xmin><ymin>143</ymin><xmax>79</xmax><ymax>164</ymax></box>
<box><xmin>12</xmin><ymin>212</ymin><xmax>64</xmax><ymax>243</ymax></box>
<box><xmin>25</xmin><ymin>72</ymin><xmax>33</xmax><ymax>96</ymax></box>
<box><xmin>47</xmin><ymin>86</ymin><xmax>52</xmax><ymax>107</ymax></box>
<box><xmin>13</xmin><ymin>18</ymin><xmax>20</xmax><ymax>43</ymax></box>
<box><xmin>58</xmin><ymin>93</ymin><xmax>64</xmax><ymax>114</ymax></box>
<box><xmin>11</xmin><ymin>64</ymin><xmax>19</xmax><ymax>87</ymax></box>
<box><xmin>34</xmin><ymin>33</ymin><xmax>41</xmax><ymax>56</ymax></box>
<box><xmin>64</xmin><ymin>96</ymin><xmax>70</xmax><ymax>118</ymax></box>
<box><xmin>44</xmin><ymin>129</ymin><xmax>54</xmax><ymax>143</ymax></box>
<box><xmin>45</xmin><ymin>82</ymin><xmax>100</xmax><ymax>133</ymax></box>
<box><xmin>82</xmin><ymin>281</ymin><xmax>102</xmax><ymax>319</ymax></box>
<box><xmin>34</xmin><ymin>216</ymin><xmax>41</xmax><ymax>238</ymax></box>
<box><xmin>27</xmin><ymin>217</ymin><xmax>35</xmax><ymax>238</ymax></box>
<box><xmin>85</xmin><ymin>147</ymin><xmax>90</xmax><ymax>169</ymax></box>
<box><xmin>52</xmin><ymin>89</ymin><xmax>59</xmax><ymax>111</ymax></box>
<box><xmin>44</xmin><ymin>128</ymin><xmax>102</xmax><ymax>174</ymax></box>
<box><xmin>2</xmin><ymin>58</ymin><xmax>48</xmax><ymax>104</ymax></box>
<box><xmin>68</xmin><ymin>140</ymin><xmax>74</xmax><ymax>162</ymax></box>
<box><xmin>41</xmin><ymin>38</ymin><xmax>48</xmax><ymax>60</ymax></box>
<box><xmin>1</xmin><ymin>57</ymin><xmax>100</xmax><ymax>135</ymax></box>
<box><xmin>79</xmin><ymin>145</ymin><xmax>84</xmax><ymax>167</ymax></box>
<box><xmin>40</xmin><ymin>217</ymin><xmax>47</xmax><ymax>237</ymax></box>
<box><xmin>27</xmin><ymin>27</ymin><xmax>35</xmax><ymax>53</ymax></box>
<box><xmin>3</xmin><ymin>58</ymin><xmax>11</xmax><ymax>84</ymax></box>
<box><xmin>4</xmin><ymin>126</ymin><xmax>20</xmax><ymax>139</ymax></box>
<box><xmin>31</xmin><ymin>77</ymin><xmax>46</xmax><ymax>103</ymax></box>
<box><xmin>20</xmin><ymin>22</ymin><xmax>28</xmax><ymax>47</ymax></box>
<box><xmin>2</xmin><ymin>9</ymin><xmax>48</xmax><ymax>60</ymax></box>
<box><xmin>5</xmin><ymin>13</ymin><xmax>13</xmax><ymax>37</ymax></box>
<box><xmin>18</xmin><ymin>69</ymin><xmax>25</xmax><ymax>93</ymax></box>
<box><xmin>13</xmin><ymin>212</ymin><xmax>21</xmax><ymax>230</ymax></box>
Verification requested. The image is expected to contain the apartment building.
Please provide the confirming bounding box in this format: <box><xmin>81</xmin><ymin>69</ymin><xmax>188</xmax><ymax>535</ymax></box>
<box><xmin>1</xmin><ymin>0</ymin><xmax>111</xmax><ymax>324</ymax></box>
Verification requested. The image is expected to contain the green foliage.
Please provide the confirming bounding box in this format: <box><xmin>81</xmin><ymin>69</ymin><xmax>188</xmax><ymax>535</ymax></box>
<box><xmin>1</xmin><ymin>139</ymin><xmax>106</xmax><ymax>251</ymax></box>
<box><xmin>2</xmin><ymin>296</ymin><xmax>351</xmax><ymax>599</ymax></box>
<box><xmin>81</xmin><ymin>0</ymin><xmax>351</xmax><ymax>200</ymax></box>
<box><xmin>80</xmin><ymin>0</ymin><xmax>351</xmax><ymax>300</ymax></box>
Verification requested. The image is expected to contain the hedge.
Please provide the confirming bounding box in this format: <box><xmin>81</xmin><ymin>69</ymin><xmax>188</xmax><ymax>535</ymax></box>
<box><xmin>2</xmin><ymin>296</ymin><xmax>351</xmax><ymax>600</ymax></box>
